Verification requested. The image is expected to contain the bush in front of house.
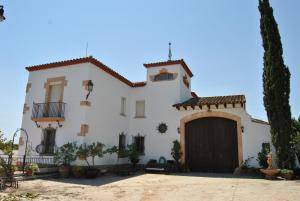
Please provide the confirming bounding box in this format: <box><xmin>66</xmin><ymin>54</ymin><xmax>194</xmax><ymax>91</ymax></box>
<box><xmin>25</xmin><ymin>163</ymin><xmax>39</xmax><ymax>176</ymax></box>
<box><xmin>171</xmin><ymin>140</ymin><xmax>183</xmax><ymax>172</ymax></box>
<box><xmin>54</xmin><ymin>142</ymin><xmax>77</xmax><ymax>177</ymax></box>
<box><xmin>76</xmin><ymin>142</ymin><xmax>105</xmax><ymax>178</ymax></box>
<box><xmin>106</xmin><ymin>143</ymin><xmax>140</xmax><ymax>167</ymax></box>
<box><xmin>71</xmin><ymin>165</ymin><xmax>83</xmax><ymax>178</ymax></box>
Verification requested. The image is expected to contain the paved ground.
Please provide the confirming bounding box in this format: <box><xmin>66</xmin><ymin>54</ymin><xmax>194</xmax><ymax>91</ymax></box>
<box><xmin>2</xmin><ymin>173</ymin><xmax>300</xmax><ymax>201</ymax></box>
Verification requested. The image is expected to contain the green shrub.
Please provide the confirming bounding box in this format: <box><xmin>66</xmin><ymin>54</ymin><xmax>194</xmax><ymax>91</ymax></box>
<box><xmin>25</xmin><ymin>163</ymin><xmax>39</xmax><ymax>174</ymax></box>
<box><xmin>280</xmin><ymin>169</ymin><xmax>293</xmax><ymax>174</ymax></box>
<box><xmin>54</xmin><ymin>142</ymin><xmax>77</xmax><ymax>166</ymax></box>
<box><xmin>171</xmin><ymin>140</ymin><xmax>182</xmax><ymax>164</ymax></box>
<box><xmin>76</xmin><ymin>142</ymin><xmax>105</xmax><ymax>167</ymax></box>
<box><xmin>257</xmin><ymin>143</ymin><xmax>270</xmax><ymax>168</ymax></box>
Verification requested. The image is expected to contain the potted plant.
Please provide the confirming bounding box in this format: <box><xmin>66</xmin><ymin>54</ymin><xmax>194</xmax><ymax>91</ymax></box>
<box><xmin>77</xmin><ymin>142</ymin><xmax>105</xmax><ymax>178</ymax></box>
<box><xmin>54</xmin><ymin>142</ymin><xmax>77</xmax><ymax>177</ymax></box>
<box><xmin>25</xmin><ymin>163</ymin><xmax>39</xmax><ymax>176</ymax></box>
<box><xmin>71</xmin><ymin>165</ymin><xmax>82</xmax><ymax>178</ymax></box>
<box><xmin>280</xmin><ymin>169</ymin><xmax>294</xmax><ymax>180</ymax></box>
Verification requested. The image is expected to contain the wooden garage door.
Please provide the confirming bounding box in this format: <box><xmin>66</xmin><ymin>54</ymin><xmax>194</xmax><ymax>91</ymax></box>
<box><xmin>185</xmin><ymin>117</ymin><xmax>238</xmax><ymax>172</ymax></box>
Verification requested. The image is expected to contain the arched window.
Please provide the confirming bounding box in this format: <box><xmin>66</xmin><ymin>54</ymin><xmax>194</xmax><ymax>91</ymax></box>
<box><xmin>154</xmin><ymin>73</ymin><xmax>174</xmax><ymax>81</ymax></box>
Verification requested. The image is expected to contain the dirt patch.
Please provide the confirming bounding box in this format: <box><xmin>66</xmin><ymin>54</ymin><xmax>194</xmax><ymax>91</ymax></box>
<box><xmin>1</xmin><ymin>173</ymin><xmax>300</xmax><ymax>201</ymax></box>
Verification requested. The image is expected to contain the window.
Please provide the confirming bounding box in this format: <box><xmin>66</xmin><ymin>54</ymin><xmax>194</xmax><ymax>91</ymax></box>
<box><xmin>120</xmin><ymin>97</ymin><xmax>126</xmax><ymax>116</ymax></box>
<box><xmin>154</xmin><ymin>73</ymin><xmax>174</xmax><ymax>81</ymax></box>
<box><xmin>183</xmin><ymin>75</ymin><xmax>190</xmax><ymax>88</ymax></box>
<box><xmin>41</xmin><ymin>128</ymin><xmax>56</xmax><ymax>155</ymax></box>
<box><xmin>118</xmin><ymin>134</ymin><xmax>126</xmax><ymax>151</ymax></box>
<box><xmin>135</xmin><ymin>100</ymin><xmax>145</xmax><ymax>118</ymax></box>
<box><xmin>134</xmin><ymin>135</ymin><xmax>145</xmax><ymax>154</ymax></box>
<box><xmin>118</xmin><ymin>134</ymin><xmax>126</xmax><ymax>157</ymax></box>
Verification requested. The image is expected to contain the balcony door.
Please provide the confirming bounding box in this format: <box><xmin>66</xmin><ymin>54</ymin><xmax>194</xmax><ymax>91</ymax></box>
<box><xmin>45</xmin><ymin>84</ymin><xmax>63</xmax><ymax>117</ymax></box>
<box><xmin>49</xmin><ymin>84</ymin><xmax>62</xmax><ymax>102</ymax></box>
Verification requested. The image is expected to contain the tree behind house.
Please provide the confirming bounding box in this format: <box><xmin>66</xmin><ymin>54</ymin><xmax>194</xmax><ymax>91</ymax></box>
<box><xmin>258</xmin><ymin>0</ymin><xmax>294</xmax><ymax>168</ymax></box>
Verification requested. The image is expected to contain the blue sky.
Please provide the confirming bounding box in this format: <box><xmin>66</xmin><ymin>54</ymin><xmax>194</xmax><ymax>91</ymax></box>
<box><xmin>0</xmin><ymin>0</ymin><xmax>299</xmax><ymax>139</ymax></box>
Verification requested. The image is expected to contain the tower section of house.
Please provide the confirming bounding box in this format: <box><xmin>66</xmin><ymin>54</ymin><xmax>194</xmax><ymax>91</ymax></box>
<box><xmin>128</xmin><ymin>60</ymin><xmax>194</xmax><ymax>163</ymax></box>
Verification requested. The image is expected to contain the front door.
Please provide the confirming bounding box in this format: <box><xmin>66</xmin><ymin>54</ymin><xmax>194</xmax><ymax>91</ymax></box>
<box><xmin>185</xmin><ymin>117</ymin><xmax>238</xmax><ymax>172</ymax></box>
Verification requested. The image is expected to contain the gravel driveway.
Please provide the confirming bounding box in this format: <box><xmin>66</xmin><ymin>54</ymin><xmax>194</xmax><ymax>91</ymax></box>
<box><xmin>2</xmin><ymin>173</ymin><xmax>300</xmax><ymax>201</ymax></box>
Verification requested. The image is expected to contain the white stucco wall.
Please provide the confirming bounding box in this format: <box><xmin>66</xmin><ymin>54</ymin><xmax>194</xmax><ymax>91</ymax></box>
<box><xmin>19</xmin><ymin>60</ymin><xmax>272</xmax><ymax>169</ymax></box>
<box><xmin>19</xmin><ymin>63</ymin><xmax>91</xmax><ymax>156</ymax></box>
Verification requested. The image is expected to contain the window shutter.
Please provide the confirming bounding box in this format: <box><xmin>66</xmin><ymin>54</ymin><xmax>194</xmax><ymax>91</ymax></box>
<box><xmin>119</xmin><ymin>134</ymin><xmax>126</xmax><ymax>150</ymax></box>
<box><xmin>121</xmin><ymin>97</ymin><xmax>126</xmax><ymax>115</ymax></box>
<box><xmin>141</xmin><ymin>137</ymin><xmax>145</xmax><ymax>154</ymax></box>
<box><xmin>136</xmin><ymin>100</ymin><xmax>145</xmax><ymax>117</ymax></box>
<box><xmin>41</xmin><ymin>130</ymin><xmax>46</xmax><ymax>145</ymax></box>
<box><xmin>50</xmin><ymin>130</ymin><xmax>56</xmax><ymax>146</ymax></box>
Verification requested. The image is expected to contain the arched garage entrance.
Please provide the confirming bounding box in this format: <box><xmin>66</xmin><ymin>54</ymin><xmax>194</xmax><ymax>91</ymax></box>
<box><xmin>180</xmin><ymin>111</ymin><xmax>243</xmax><ymax>173</ymax></box>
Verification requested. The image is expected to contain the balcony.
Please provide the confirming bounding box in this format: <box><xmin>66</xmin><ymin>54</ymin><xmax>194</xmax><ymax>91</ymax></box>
<box><xmin>31</xmin><ymin>102</ymin><xmax>66</xmax><ymax>122</ymax></box>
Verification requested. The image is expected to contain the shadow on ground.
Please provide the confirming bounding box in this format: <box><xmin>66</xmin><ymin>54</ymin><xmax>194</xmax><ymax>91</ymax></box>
<box><xmin>41</xmin><ymin>173</ymin><xmax>143</xmax><ymax>187</ymax></box>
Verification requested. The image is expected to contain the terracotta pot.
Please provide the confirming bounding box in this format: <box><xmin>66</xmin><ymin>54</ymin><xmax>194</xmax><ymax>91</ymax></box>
<box><xmin>260</xmin><ymin>168</ymin><xmax>280</xmax><ymax>180</ymax></box>
<box><xmin>59</xmin><ymin>165</ymin><xmax>71</xmax><ymax>178</ymax></box>
<box><xmin>26</xmin><ymin>170</ymin><xmax>33</xmax><ymax>176</ymax></box>
<box><xmin>281</xmin><ymin>173</ymin><xmax>294</xmax><ymax>180</ymax></box>
<box><xmin>85</xmin><ymin>168</ymin><xmax>99</xmax><ymax>179</ymax></box>
<box><xmin>72</xmin><ymin>170</ymin><xmax>82</xmax><ymax>178</ymax></box>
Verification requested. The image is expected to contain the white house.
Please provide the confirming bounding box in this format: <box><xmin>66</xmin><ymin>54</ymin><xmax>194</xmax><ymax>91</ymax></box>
<box><xmin>18</xmin><ymin>56</ymin><xmax>272</xmax><ymax>172</ymax></box>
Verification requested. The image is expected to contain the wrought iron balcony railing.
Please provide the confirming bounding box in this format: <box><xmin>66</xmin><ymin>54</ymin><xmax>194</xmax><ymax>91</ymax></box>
<box><xmin>31</xmin><ymin>102</ymin><xmax>66</xmax><ymax>121</ymax></box>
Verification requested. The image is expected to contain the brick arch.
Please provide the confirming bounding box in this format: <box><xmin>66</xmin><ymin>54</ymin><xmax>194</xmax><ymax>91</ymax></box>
<box><xmin>180</xmin><ymin>111</ymin><xmax>243</xmax><ymax>166</ymax></box>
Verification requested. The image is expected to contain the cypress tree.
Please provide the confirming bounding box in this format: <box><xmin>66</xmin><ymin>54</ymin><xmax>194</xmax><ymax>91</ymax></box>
<box><xmin>258</xmin><ymin>0</ymin><xmax>294</xmax><ymax>168</ymax></box>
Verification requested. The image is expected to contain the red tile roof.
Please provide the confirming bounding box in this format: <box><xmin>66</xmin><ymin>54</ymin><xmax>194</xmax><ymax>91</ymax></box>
<box><xmin>173</xmin><ymin>95</ymin><xmax>246</xmax><ymax>109</ymax></box>
<box><xmin>26</xmin><ymin>57</ymin><xmax>146</xmax><ymax>88</ymax></box>
<box><xmin>143</xmin><ymin>59</ymin><xmax>193</xmax><ymax>77</ymax></box>
<box><xmin>191</xmin><ymin>92</ymin><xmax>198</xmax><ymax>98</ymax></box>
<box><xmin>251</xmin><ymin>118</ymin><xmax>269</xmax><ymax>125</ymax></box>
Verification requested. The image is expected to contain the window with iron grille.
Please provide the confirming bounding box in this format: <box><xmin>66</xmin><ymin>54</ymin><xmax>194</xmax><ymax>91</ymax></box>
<box><xmin>118</xmin><ymin>134</ymin><xmax>126</xmax><ymax>157</ymax></box>
<box><xmin>41</xmin><ymin>128</ymin><xmax>56</xmax><ymax>155</ymax></box>
<box><xmin>134</xmin><ymin>135</ymin><xmax>145</xmax><ymax>154</ymax></box>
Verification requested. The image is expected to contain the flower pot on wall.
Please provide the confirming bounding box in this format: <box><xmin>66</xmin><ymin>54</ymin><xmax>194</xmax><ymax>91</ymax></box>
<box><xmin>59</xmin><ymin>165</ymin><xmax>71</xmax><ymax>178</ymax></box>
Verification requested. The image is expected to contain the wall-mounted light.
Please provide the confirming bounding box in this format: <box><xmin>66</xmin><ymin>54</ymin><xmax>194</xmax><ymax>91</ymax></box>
<box><xmin>57</xmin><ymin>120</ymin><xmax>63</xmax><ymax>128</ymax></box>
<box><xmin>177</xmin><ymin>127</ymin><xmax>180</xmax><ymax>134</ymax></box>
<box><xmin>35</xmin><ymin>121</ymin><xmax>41</xmax><ymax>128</ymax></box>
<box><xmin>0</xmin><ymin>6</ymin><xmax>6</xmax><ymax>22</ymax></box>
<box><xmin>86</xmin><ymin>80</ymin><xmax>94</xmax><ymax>100</ymax></box>
<box><xmin>241</xmin><ymin>126</ymin><xmax>244</xmax><ymax>133</ymax></box>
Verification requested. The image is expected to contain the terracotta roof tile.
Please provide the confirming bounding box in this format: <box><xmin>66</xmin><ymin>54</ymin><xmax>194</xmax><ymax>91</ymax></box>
<box><xmin>191</xmin><ymin>92</ymin><xmax>198</xmax><ymax>98</ymax></box>
<box><xmin>26</xmin><ymin>56</ymin><xmax>146</xmax><ymax>88</ymax></box>
<box><xmin>251</xmin><ymin>118</ymin><xmax>269</xmax><ymax>125</ymax></box>
<box><xmin>173</xmin><ymin>95</ymin><xmax>246</xmax><ymax>109</ymax></box>
<box><xmin>132</xmin><ymin>81</ymin><xmax>147</xmax><ymax>87</ymax></box>
<box><xmin>144</xmin><ymin>59</ymin><xmax>193</xmax><ymax>77</ymax></box>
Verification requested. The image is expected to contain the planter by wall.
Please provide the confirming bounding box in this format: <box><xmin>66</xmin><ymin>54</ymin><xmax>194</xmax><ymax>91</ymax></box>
<box><xmin>37</xmin><ymin>167</ymin><xmax>59</xmax><ymax>175</ymax></box>
<box><xmin>85</xmin><ymin>168</ymin><xmax>99</xmax><ymax>179</ymax></box>
<box><xmin>59</xmin><ymin>165</ymin><xmax>71</xmax><ymax>178</ymax></box>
